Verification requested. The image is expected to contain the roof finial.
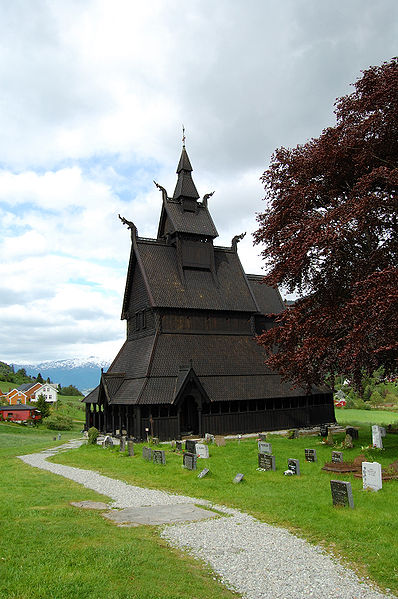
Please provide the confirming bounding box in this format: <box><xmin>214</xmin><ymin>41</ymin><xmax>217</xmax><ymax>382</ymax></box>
<box><xmin>182</xmin><ymin>124</ymin><xmax>186</xmax><ymax>147</ymax></box>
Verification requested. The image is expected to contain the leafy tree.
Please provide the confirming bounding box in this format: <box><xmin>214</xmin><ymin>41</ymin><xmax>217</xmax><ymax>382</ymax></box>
<box><xmin>58</xmin><ymin>385</ymin><xmax>83</xmax><ymax>396</ymax></box>
<box><xmin>36</xmin><ymin>394</ymin><xmax>51</xmax><ymax>419</ymax></box>
<box><xmin>254</xmin><ymin>58</ymin><xmax>398</xmax><ymax>390</ymax></box>
<box><xmin>36</xmin><ymin>373</ymin><xmax>44</xmax><ymax>383</ymax></box>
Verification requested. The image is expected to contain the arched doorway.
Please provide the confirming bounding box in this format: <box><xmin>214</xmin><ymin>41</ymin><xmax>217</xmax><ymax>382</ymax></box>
<box><xmin>179</xmin><ymin>395</ymin><xmax>199</xmax><ymax>436</ymax></box>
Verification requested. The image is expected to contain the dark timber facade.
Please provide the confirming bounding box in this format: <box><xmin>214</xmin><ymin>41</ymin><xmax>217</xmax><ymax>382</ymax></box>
<box><xmin>84</xmin><ymin>145</ymin><xmax>335</xmax><ymax>439</ymax></box>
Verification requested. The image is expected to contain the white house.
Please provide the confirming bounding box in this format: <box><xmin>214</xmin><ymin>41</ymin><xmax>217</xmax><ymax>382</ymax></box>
<box><xmin>32</xmin><ymin>383</ymin><xmax>58</xmax><ymax>403</ymax></box>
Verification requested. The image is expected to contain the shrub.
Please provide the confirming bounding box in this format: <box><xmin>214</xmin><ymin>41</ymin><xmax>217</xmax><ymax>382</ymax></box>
<box><xmin>369</xmin><ymin>390</ymin><xmax>384</xmax><ymax>406</ymax></box>
<box><xmin>88</xmin><ymin>427</ymin><xmax>99</xmax><ymax>445</ymax></box>
<box><xmin>44</xmin><ymin>413</ymin><xmax>73</xmax><ymax>431</ymax></box>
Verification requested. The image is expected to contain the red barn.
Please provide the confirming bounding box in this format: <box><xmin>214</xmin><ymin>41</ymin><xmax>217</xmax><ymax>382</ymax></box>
<box><xmin>0</xmin><ymin>404</ymin><xmax>41</xmax><ymax>423</ymax></box>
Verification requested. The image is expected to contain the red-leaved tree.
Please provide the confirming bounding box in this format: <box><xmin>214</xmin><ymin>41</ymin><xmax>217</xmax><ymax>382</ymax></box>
<box><xmin>254</xmin><ymin>58</ymin><xmax>398</xmax><ymax>390</ymax></box>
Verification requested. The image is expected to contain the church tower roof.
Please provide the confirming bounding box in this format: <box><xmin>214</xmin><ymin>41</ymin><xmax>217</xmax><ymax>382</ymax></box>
<box><xmin>172</xmin><ymin>145</ymin><xmax>200</xmax><ymax>201</ymax></box>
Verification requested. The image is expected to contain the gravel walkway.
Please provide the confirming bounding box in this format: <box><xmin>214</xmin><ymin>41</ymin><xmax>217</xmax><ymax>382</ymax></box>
<box><xmin>18</xmin><ymin>439</ymin><xmax>394</xmax><ymax>599</ymax></box>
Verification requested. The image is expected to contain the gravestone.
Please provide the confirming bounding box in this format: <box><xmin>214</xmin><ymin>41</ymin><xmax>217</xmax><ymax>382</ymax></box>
<box><xmin>152</xmin><ymin>449</ymin><xmax>166</xmax><ymax>465</ymax></box>
<box><xmin>185</xmin><ymin>440</ymin><xmax>197</xmax><ymax>454</ymax></box>
<box><xmin>233</xmin><ymin>473</ymin><xmax>244</xmax><ymax>484</ymax></box>
<box><xmin>258</xmin><ymin>441</ymin><xmax>272</xmax><ymax>455</ymax></box>
<box><xmin>198</xmin><ymin>468</ymin><xmax>210</xmax><ymax>479</ymax></box>
<box><xmin>258</xmin><ymin>433</ymin><xmax>267</xmax><ymax>441</ymax></box>
<box><xmin>287</xmin><ymin>458</ymin><xmax>300</xmax><ymax>475</ymax></box>
<box><xmin>127</xmin><ymin>440</ymin><xmax>134</xmax><ymax>456</ymax></box>
<box><xmin>183</xmin><ymin>452</ymin><xmax>197</xmax><ymax>470</ymax></box>
<box><xmin>372</xmin><ymin>425</ymin><xmax>383</xmax><ymax>449</ymax></box>
<box><xmin>319</xmin><ymin>424</ymin><xmax>328</xmax><ymax>437</ymax></box>
<box><xmin>304</xmin><ymin>448</ymin><xmax>317</xmax><ymax>462</ymax></box>
<box><xmin>57</xmin><ymin>433</ymin><xmax>61</xmax><ymax>440</ymax></box>
<box><xmin>196</xmin><ymin>443</ymin><xmax>209</xmax><ymax>459</ymax></box>
<box><xmin>176</xmin><ymin>440</ymin><xmax>183</xmax><ymax>452</ymax></box>
<box><xmin>380</xmin><ymin>427</ymin><xmax>386</xmax><ymax>438</ymax></box>
<box><xmin>362</xmin><ymin>461</ymin><xmax>382</xmax><ymax>491</ymax></box>
<box><xmin>119</xmin><ymin>437</ymin><xmax>126</xmax><ymax>452</ymax></box>
<box><xmin>152</xmin><ymin>437</ymin><xmax>159</xmax><ymax>445</ymax></box>
<box><xmin>332</xmin><ymin>451</ymin><xmax>344</xmax><ymax>463</ymax></box>
<box><xmin>258</xmin><ymin>453</ymin><xmax>276</xmax><ymax>471</ymax></box>
<box><xmin>346</xmin><ymin>427</ymin><xmax>359</xmax><ymax>440</ymax></box>
<box><xmin>170</xmin><ymin>440</ymin><xmax>176</xmax><ymax>449</ymax></box>
<box><xmin>330</xmin><ymin>480</ymin><xmax>354</xmax><ymax>508</ymax></box>
<box><xmin>142</xmin><ymin>447</ymin><xmax>152</xmax><ymax>461</ymax></box>
<box><xmin>103</xmin><ymin>435</ymin><xmax>113</xmax><ymax>448</ymax></box>
<box><xmin>204</xmin><ymin>433</ymin><xmax>215</xmax><ymax>443</ymax></box>
<box><xmin>215</xmin><ymin>435</ymin><xmax>226</xmax><ymax>446</ymax></box>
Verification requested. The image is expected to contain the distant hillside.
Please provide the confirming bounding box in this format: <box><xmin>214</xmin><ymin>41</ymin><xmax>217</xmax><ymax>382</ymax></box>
<box><xmin>13</xmin><ymin>358</ymin><xmax>111</xmax><ymax>395</ymax></box>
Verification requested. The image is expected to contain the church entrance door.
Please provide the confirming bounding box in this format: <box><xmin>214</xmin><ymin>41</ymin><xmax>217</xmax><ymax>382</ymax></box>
<box><xmin>180</xmin><ymin>395</ymin><xmax>199</xmax><ymax>436</ymax></box>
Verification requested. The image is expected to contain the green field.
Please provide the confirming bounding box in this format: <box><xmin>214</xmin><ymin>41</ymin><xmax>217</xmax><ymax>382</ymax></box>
<box><xmin>0</xmin><ymin>423</ymin><xmax>238</xmax><ymax>599</ymax></box>
<box><xmin>49</xmin><ymin>425</ymin><xmax>398</xmax><ymax>597</ymax></box>
<box><xmin>336</xmin><ymin>408</ymin><xmax>398</xmax><ymax>426</ymax></box>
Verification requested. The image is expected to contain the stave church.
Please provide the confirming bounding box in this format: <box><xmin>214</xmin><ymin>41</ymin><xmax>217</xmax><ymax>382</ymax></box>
<box><xmin>84</xmin><ymin>143</ymin><xmax>335</xmax><ymax>439</ymax></box>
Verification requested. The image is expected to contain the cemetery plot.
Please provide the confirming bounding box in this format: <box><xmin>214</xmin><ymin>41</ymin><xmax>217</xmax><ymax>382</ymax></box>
<box><xmin>258</xmin><ymin>441</ymin><xmax>272</xmax><ymax>454</ymax></box>
<box><xmin>183</xmin><ymin>452</ymin><xmax>197</xmax><ymax>470</ymax></box>
<box><xmin>362</xmin><ymin>461</ymin><xmax>382</xmax><ymax>491</ymax></box>
<box><xmin>142</xmin><ymin>447</ymin><xmax>152</xmax><ymax>461</ymax></box>
<box><xmin>185</xmin><ymin>440</ymin><xmax>197</xmax><ymax>454</ymax></box>
<box><xmin>332</xmin><ymin>451</ymin><xmax>343</xmax><ymax>463</ymax></box>
<box><xmin>304</xmin><ymin>449</ymin><xmax>317</xmax><ymax>462</ymax></box>
<box><xmin>330</xmin><ymin>480</ymin><xmax>354</xmax><ymax>508</ymax></box>
<box><xmin>287</xmin><ymin>458</ymin><xmax>300</xmax><ymax>475</ymax></box>
<box><xmin>152</xmin><ymin>449</ymin><xmax>166</xmax><ymax>465</ymax></box>
<box><xmin>258</xmin><ymin>453</ymin><xmax>276</xmax><ymax>471</ymax></box>
<box><xmin>196</xmin><ymin>443</ymin><xmax>209</xmax><ymax>459</ymax></box>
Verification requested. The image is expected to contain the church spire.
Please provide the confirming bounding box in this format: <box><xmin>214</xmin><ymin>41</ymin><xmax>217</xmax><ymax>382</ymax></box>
<box><xmin>173</xmin><ymin>132</ymin><xmax>199</xmax><ymax>204</ymax></box>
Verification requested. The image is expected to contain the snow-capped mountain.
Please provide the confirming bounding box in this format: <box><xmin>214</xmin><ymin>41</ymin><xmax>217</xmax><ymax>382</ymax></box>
<box><xmin>13</xmin><ymin>357</ymin><xmax>111</xmax><ymax>395</ymax></box>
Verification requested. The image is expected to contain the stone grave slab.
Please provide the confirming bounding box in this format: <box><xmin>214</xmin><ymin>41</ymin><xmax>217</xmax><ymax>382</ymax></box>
<box><xmin>380</xmin><ymin>426</ymin><xmax>386</xmax><ymax>438</ymax></box>
<box><xmin>233</xmin><ymin>473</ymin><xmax>244</xmax><ymax>484</ymax></box>
<box><xmin>372</xmin><ymin>425</ymin><xmax>383</xmax><ymax>449</ymax></box>
<box><xmin>258</xmin><ymin>441</ymin><xmax>272</xmax><ymax>455</ymax></box>
<box><xmin>346</xmin><ymin>427</ymin><xmax>359</xmax><ymax>440</ymax></box>
<box><xmin>215</xmin><ymin>436</ymin><xmax>226</xmax><ymax>446</ymax></box>
<box><xmin>183</xmin><ymin>452</ymin><xmax>197</xmax><ymax>470</ymax></box>
<box><xmin>152</xmin><ymin>437</ymin><xmax>159</xmax><ymax>445</ymax></box>
<box><xmin>305</xmin><ymin>448</ymin><xmax>317</xmax><ymax>462</ymax></box>
<box><xmin>332</xmin><ymin>451</ymin><xmax>344</xmax><ymax>463</ymax></box>
<box><xmin>258</xmin><ymin>453</ymin><xmax>276</xmax><ymax>471</ymax></box>
<box><xmin>119</xmin><ymin>437</ymin><xmax>126</xmax><ymax>452</ymax></box>
<box><xmin>362</xmin><ymin>461</ymin><xmax>382</xmax><ymax>491</ymax></box>
<box><xmin>185</xmin><ymin>440</ymin><xmax>197</xmax><ymax>454</ymax></box>
<box><xmin>176</xmin><ymin>440</ymin><xmax>183</xmax><ymax>452</ymax></box>
<box><xmin>319</xmin><ymin>425</ymin><xmax>328</xmax><ymax>437</ymax></box>
<box><xmin>196</xmin><ymin>443</ymin><xmax>209</xmax><ymax>459</ymax></box>
<box><xmin>330</xmin><ymin>480</ymin><xmax>354</xmax><ymax>508</ymax></box>
<box><xmin>287</xmin><ymin>458</ymin><xmax>300</xmax><ymax>475</ymax></box>
<box><xmin>258</xmin><ymin>433</ymin><xmax>267</xmax><ymax>441</ymax></box>
<box><xmin>152</xmin><ymin>449</ymin><xmax>166</xmax><ymax>465</ymax></box>
<box><xmin>127</xmin><ymin>440</ymin><xmax>134</xmax><ymax>456</ymax></box>
<box><xmin>103</xmin><ymin>503</ymin><xmax>219</xmax><ymax>526</ymax></box>
<box><xmin>198</xmin><ymin>468</ymin><xmax>210</xmax><ymax>479</ymax></box>
<box><xmin>103</xmin><ymin>435</ymin><xmax>113</xmax><ymax>448</ymax></box>
<box><xmin>204</xmin><ymin>433</ymin><xmax>215</xmax><ymax>443</ymax></box>
<box><xmin>142</xmin><ymin>447</ymin><xmax>152</xmax><ymax>461</ymax></box>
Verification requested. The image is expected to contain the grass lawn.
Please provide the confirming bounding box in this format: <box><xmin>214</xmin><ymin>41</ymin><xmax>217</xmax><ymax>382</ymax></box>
<box><xmin>336</xmin><ymin>408</ymin><xmax>398</xmax><ymax>426</ymax></box>
<box><xmin>0</xmin><ymin>423</ymin><xmax>239</xmax><ymax>599</ymax></box>
<box><xmin>51</xmin><ymin>426</ymin><xmax>398</xmax><ymax>597</ymax></box>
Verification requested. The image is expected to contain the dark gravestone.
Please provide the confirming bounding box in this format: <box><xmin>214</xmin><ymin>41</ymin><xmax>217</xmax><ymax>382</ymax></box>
<box><xmin>258</xmin><ymin>433</ymin><xmax>267</xmax><ymax>441</ymax></box>
<box><xmin>185</xmin><ymin>440</ymin><xmax>197</xmax><ymax>454</ymax></box>
<box><xmin>319</xmin><ymin>425</ymin><xmax>328</xmax><ymax>437</ymax></box>
<box><xmin>287</xmin><ymin>458</ymin><xmax>300</xmax><ymax>475</ymax></box>
<box><xmin>152</xmin><ymin>449</ymin><xmax>166</xmax><ymax>465</ymax></box>
<box><xmin>142</xmin><ymin>447</ymin><xmax>152</xmax><ymax>461</ymax></box>
<box><xmin>330</xmin><ymin>480</ymin><xmax>354</xmax><ymax>508</ymax></box>
<box><xmin>183</xmin><ymin>452</ymin><xmax>197</xmax><ymax>470</ymax></box>
<box><xmin>198</xmin><ymin>468</ymin><xmax>210</xmax><ymax>479</ymax></box>
<box><xmin>119</xmin><ymin>437</ymin><xmax>126</xmax><ymax>452</ymax></box>
<box><xmin>258</xmin><ymin>453</ymin><xmax>276</xmax><ymax>471</ymax></box>
<box><xmin>332</xmin><ymin>451</ymin><xmax>344</xmax><ymax>463</ymax></box>
<box><xmin>176</xmin><ymin>440</ymin><xmax>183</xmax><ymax>452</ymax></box>
<box><xmin>127</xmin><ymin>440</ymin><xmax>134</xmax><ymax>456</ymax></box>
<box><xmin>346</xmin><ymin>427</ymin><xmax>359</xmax><ymax>440</ymax></box>
<box><xmin>152</xmin><ymin>437</ymin><xmax>159</xmax><ymax>445</ymax></box>
<box><xmin>305</xmin><ymin>449</ymin><xmax>317</xmax><ymax>462</ymax></box>
<box><xmin>233</xmin><ymin>473</ymin><xmax>244</xmax><ymax>484</ymax></box>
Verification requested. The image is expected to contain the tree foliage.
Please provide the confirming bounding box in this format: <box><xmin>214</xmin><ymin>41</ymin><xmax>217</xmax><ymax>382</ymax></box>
<box><xmin>254</xmin><ymin>58</ymin><xmax>398</xmax><ymax>390</ymax></box>
<box><xmin>58</xmin><ymin>384</ymin><xmax>83</xmax><ymax>396</ymax></box>
<box><xmin>36</xmin><ymin>394</ymin><xmax>51</xmax><ymax>419</ymax></box>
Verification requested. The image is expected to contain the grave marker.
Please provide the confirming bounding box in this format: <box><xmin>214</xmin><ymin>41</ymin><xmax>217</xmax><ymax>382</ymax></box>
<box><xmin>332</xmin><ymin>451</ymin><xmax>343</xmax><ymax>463</ymax></box>
<box><xmin>185</xmin><ymin>440</ymin><xmax>197</xmax><ymax>454</ymax></box>
<box><xmin>119</xmin><ymin>437</ymin><xmax>126</xmax><ymax>452</ymax></box>
<box><xmin>258</xmin><ymin>453</ymin><xmax>276</xmax><ymax>471</ymax></box>
<box><xmin>204</xmin><ymin>433</ymin><xmax>215</xmax><ymax>443</ymax></box>
<box><xmin>380</xmin><ymin>427</ymin><xmax>386</xmax><ymax>438</ymax></box>
<box><xmin>183</xmin><ymin>452</ymin><xmax>197</xmax><ymax>470</ymax></box>
<box><xmin>258</xmin><ymin>433</ymin><xmax>267</xmax><ymax>441</ymax></box>
<box><xmin>287</xmin><ymin>458</ymin><xmax>300</xmax><ymax>475</ymax></box>
<box><xmin>346</xmin><ymin>427</ymin><xmax>359</xmax><ymax>440</ymax></box>
<box><xmin>215</xmin><ymin>435</ymin><xmax>226</xmax><ymax>446</ymax></box>
<box><xmin>127</xmin><ymin>440</ymin><xmax>134</xmax><ymax>456</ymax></box>
<box><xmin>304</xmin><ymin>448</ymin><xmax>317</xmax><ymax>462</ymax></box>
<box><xmin>233</xmin><ymin>473</ymin><xmax>244</xmax><ymax>484</ymax></box>
<box><xmin>103</xmin><ymin>435</ymin><xmax>113</xmax><ymax>448</ymax></box>
<box><xmin>362</xmin><ymin>461</ymin><xmax>382</xmax><ymax>491</ymax></box>
<box><xmin>142</xmin><ymin>447</ymin><xmax>152</xmax><ymax>461</ymax></box>
<box><xmin>176</xmin><ymin>440</ymin><xmax>183</xmax><ymax>452</ymax></box>
<box><xmin>198</xmin><ymin>468</ymin><xmax>210</xmax><ymax>479</ymax></box>
<box><xmin>152</xmin><ymin>449</ymin><xmax>166</xmax><ymax>465</ymax></box>
<box><xmin>258</xmin><ymin>441</ymin><xmax>272</xmax><ymax>455</ymax></box>
<box><xmin>372</xmin><ymin>425</ymin><xmax>383</xmax><ymax>449</ymax></box>
<box><xmin>319</xmin><ymin>424</ymin><xmax>328</xmax><ymax>437</ymax></box>
<box><xmin>152</xmin><ymin>437</ymin><xmax>160</xmax><ymax>445</ymax></box>
<box><xmin>330</xmin><ymin>480</ymin><xmax>354</xmax><ymax>508</ymax></box>
<box><xmin>196</xmin><ymin>443</ymin><xmax>209</xmax><ymax>459</ymax></box>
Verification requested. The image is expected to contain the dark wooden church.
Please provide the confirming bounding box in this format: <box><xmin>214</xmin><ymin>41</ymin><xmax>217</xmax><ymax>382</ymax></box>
<box><xmin>84</xmin><ymin>144</ymin><xmax>335</xmax><ymax>439</ymax></box>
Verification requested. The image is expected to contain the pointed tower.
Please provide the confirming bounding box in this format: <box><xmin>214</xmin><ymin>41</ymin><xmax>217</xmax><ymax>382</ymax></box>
<box><xmin>83</xmin><ymin>143</ymin><xmax>335</xmax><ymax>440</ymax></box>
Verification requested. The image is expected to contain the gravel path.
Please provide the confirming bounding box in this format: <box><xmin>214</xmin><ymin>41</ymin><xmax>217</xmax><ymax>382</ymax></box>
<box><xmin>18</xmin><ymin>439</ymin><xmax>394</xmax><ymax>599</ymax></box>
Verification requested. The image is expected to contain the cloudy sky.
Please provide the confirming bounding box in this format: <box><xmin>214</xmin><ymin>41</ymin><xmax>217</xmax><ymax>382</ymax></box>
<box><xmin>1</xmin><ymin>0</ymin><xmax>397</xmax><ymax>364</ymax></box>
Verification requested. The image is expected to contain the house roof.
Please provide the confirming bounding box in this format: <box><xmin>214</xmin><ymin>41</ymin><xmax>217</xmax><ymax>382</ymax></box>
<box><xmin>17</xmin><ymin>383</ymin><xmax>38</xmax><ymax>392</ymax></box>
<box><xmin>161</xmin><ymin>200</ymin><xmax>218</xmax><ymax>238</ymax></box>
<box><xmin>246</xmin><ymin>275</ymin><xmax>285</xmax><ymax>314</ymax></box>
<box><xmin>0</xmin><ymin>404</ymin><xmax>38</xmax><ymax>411</ymax></box>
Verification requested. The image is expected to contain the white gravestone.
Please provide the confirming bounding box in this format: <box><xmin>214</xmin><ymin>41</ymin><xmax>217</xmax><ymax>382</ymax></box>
<box><xmin>362</xmin><ymin>461</ymin><xmax>382</xmax><ymax>491</ymax></box>
<box><xmin>372</xmin><ymin>425</ymin><xmax>383</xmax><ymax>449</ymax></box>
<box><xmin>258</xmin><ymin>441</ymin><xmax>272</xmax><ymax>454</ymax></box>
<box><xmin>196</xmin><ymin>443</ymin><xmax>209</xmax><ymax>459</ymax></box>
